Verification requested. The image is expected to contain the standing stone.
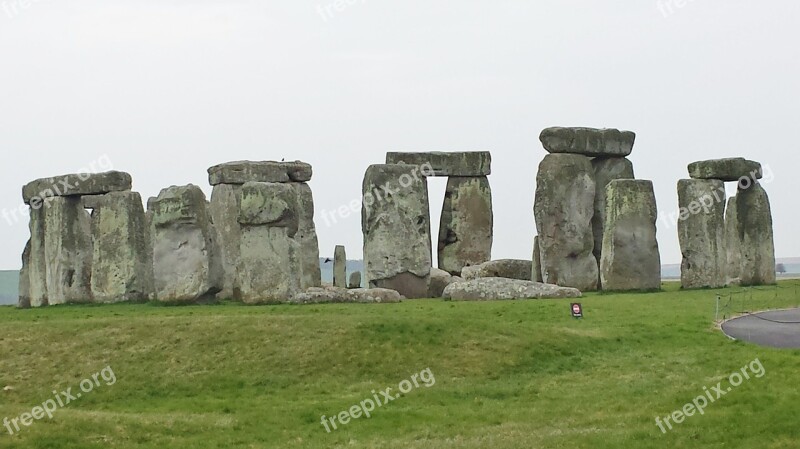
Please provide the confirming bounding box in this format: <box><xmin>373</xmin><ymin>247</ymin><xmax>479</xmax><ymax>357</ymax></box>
<box><xmin>18</xmin><ymin>240</ymin><xmax>31</xmax><ymax>309</ymax></box>
<box><xmin>334</xmin><ymin>245</ymin><xmax>347</xmax><ymax>288</ymax></box>
<box><xmin>591</xmin><ymin>158</ymin><xmax>635</xmax><ymax>268</ymax></box>
<box><xmin>724</xmin><ymin>196</ymin><xmax>742</xmax><ymax>282</ymax></box>
<box><xmin>349</xmin><ymin>271</ymin><xmax>362</xmax><ymax>289</ymax></box>
<box><xmin>531</xmin><ymin>236</ymin><xmax>543</xmax><ymax>283</ymax></box>
<box><xmin>362</xmin><ymin>164</ymin><xmax>432</xmax><ymax>298</ymax></box>
<box><xmin>236</xmin><ymin>182</ymin><xmax>302</xmax><ymax>303</ymax></box>
<box><xmin>438</xmin><ymin>176</ymin><xmax>493</xmax><ymax>275</ymax></box>
<box><xmin>736</xmin><ymin>183</ymin><xmax>776</xmax><ymax>286</ymax></box>
<box><xmin>148</xmin><ymin>185</ymin><xmax>222</xmax><ymax>303</ymax></box>
<box><xmin>600</xmin><ymin>180</ymin><xmax>661</xmax><ymax>291</ymax></box>
<box><xmin>209</xmin><ymin>184</ymin><xmax>242</xmax><ymax>299</ymax></box>
<box><xmin>534</xmin><ymin>154</ymin><xmax>598</xmax><ymax>291</ymax></box>
<box><xmin>290</xmin><ymin>183</ymin><xmax>322</xmax><ymax>289</ymax></box>
<box><xmin>27</xmin><ymin>207</ymin><xmax>48</xmax><ymax>307</ymax></box>
<box><xmin>86</xmin><ymin>192</ymin><xmax>154</xmax><ymax>303</ymax></box>
<box><xmin>43</xmin><ymin>197</ymin><xmax>93</xmax><ymax>304</ymax></box>
<box><xmin>677</xmin><ymin>180</ymin><xmax>727</xmax><ymax>289</ymax></box>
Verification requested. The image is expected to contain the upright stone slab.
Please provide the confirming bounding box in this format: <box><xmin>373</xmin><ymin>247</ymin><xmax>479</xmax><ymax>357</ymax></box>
<box><xmin>236</xmin><ymin>182</ymin><xmax>302</xmax><ymax>303</ymax></box>
<box><xmin>531</xmin><ymin>236</ymin><xmax>543</xmax><ymax>283</ymax></box>
<box><xmin>291</xmin><ymin>183</ymin><xmax>321</xmax><ymax>289</ymax></box>
<box><xmin>209</xmin><ymin>184</ymin><xmax>242</xmax><ymax>299</ymax></box>
<box><xmin>362</xmin><ymin>164</ymin><xmax>432</xmax><ymax>298</ymax></box>
<box><xmin>599</xmin><ymin>180</ymin><xmax>661</xmax><ymax>291</ymax></box>
<box><xmin>534</xmin><ymin>154</ymin><xmax>598</xmax><ymax>291</ymax></box>
<box><xmin>591</xmin><ymin>158</ymin><xmax>635</xmax><ymax>268</ymax></box>
<box><xmin>148</xmin><ymin>185</ymin><xmax>222</xmax><ymax>303</ymax></box>
<box><xmin>18</xmin><ymin>241</ymin><xmax>31</xmax><ymax>309</ymax></box>
<box><xmin>86</xmin><ymin>192</ymin><xmax>154</xmax><ymax>303</ymax></box>
<box><xmin>349</xmin><ymin>271</ymin><xmax>362</xmax><ymax>289</ymax></box>
<box><xmin>540</xmin><ymin>127</ymin><xmax>636</xmax><ymax>157</ymax></box>
<box><xmin>724</xmin><ymin>197</ymin><xmax>742</xmax><ymax>282</ymax></box>
<box><xmin>438</xmin><ymin>176</ymin><xmax>493</xmax><ymax>275</ymax></box>
<box><xmin>27</xmin><ymin>207</ymin><xmax>48</xmax><ymax>307</ymax></box>
<box><xmin>385</xmin><ymin>152</ymin><xmax>491</xmax><ymax>177</ymax></box>
<box><xmin>736</xmin><ymin>183</ymin><xmax>776</xmax><ymax>286</ymax></box>
<box><xmin>43</xmin><ymin>197</ymin><xmax>93</xmax><ymax>304</ymax></box>
<box><xmin>333</xmin><ymin>245</ymin><xmax>347</xmax><ymax>288</ymax></box>
<box><xmin>677</xmin><ymin>180</ymin><xmax>727</xmax><ymax>289</ymax></box>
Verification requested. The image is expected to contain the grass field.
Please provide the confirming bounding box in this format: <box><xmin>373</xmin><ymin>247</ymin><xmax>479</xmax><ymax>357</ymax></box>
<box><xmin>1</xmin><ymin>282</ymin><xmax>799</xmax><ymax>448</ymax></box>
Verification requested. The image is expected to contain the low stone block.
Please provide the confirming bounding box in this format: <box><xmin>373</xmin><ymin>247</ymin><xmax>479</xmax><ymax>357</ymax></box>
<box><xmin>443</xmin><ymin>278</ymin><xmax>581</xmax><ymax>301</ymax></box>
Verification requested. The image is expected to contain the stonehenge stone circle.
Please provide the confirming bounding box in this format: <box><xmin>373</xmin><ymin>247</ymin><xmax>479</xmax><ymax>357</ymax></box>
<box><xmin>362</xmin><ymin>164</ymin><xmax>432</xmax><ymax>298</ymax></box>
<box><xmin>677</xmin><ymin>179</ymin><xmax>727</xmax><ymax>289</ymax></box>
<box><xmin>591</xmin><ymin>157</ymin><xmax>635</xmax><ymax>268</ymax></box>
<box><xmin>539</xmin><ymin>127</ymin><xmax>636</xmax><ymax>157</ymax></box>
<box><xmin>735</xmin><ymin>183</ymin><xmax>776</xmax><ymax>286</ymax></box>
<box><xmin>386</xmin><ymin>151</ymin><xmax>491</xmax><ymax>177</ymax></box>
<box><xmin>438</xmin><ymin>176</ymin><xmax>493</xmax><ymax>275</ymax></box>
<box><xmin>688</xmin><ymin>158</ymin><xmax>762</xmax><ymax>182</ymax></box>
<box><xmin>333</xmin><ymin>245</ymin><xmax>347</xmax><ymax>288</ymax></box>
<box><xmin>461</xmin><ymin>259</ymin><xmax>532</xmax><ymax>281</ymax></box>
<box><xmin>534</xmin><ymin>154</ymin><xmax>598</xmax><ymax>291</ymax></box>
<box><xmin>599</xmin><ymin>180</ymin><xmax>661</xmax><ymax>291</ymax></box>
<box><xmin>443</xmin><ymin>278</ymin><xmax>582</xmax><ymax>301</ymax></box>
<box><xmin>148</xmin><ymin>185</ymin><xmax>222</xmax><ymax>303</ymax></box>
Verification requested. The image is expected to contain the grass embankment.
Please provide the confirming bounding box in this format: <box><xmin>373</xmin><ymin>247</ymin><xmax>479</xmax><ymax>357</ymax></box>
<box><xmin>0</xmin><ymin>282</ymin><xmax>799</xmax><ymax>448</ymax></box>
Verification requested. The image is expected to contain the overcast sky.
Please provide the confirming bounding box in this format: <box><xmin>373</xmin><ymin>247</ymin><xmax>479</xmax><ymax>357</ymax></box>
<box><xmin>1</xmin><ymin>1</ymin><xmax>798</xmax><ymax>270</ymax></box>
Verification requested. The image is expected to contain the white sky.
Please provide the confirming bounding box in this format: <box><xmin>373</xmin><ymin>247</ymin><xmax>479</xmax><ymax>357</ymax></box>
<box><xmin>1</xmin><ymin>1</ymin><xmax>798</xmax><ymax>269</ymax></box>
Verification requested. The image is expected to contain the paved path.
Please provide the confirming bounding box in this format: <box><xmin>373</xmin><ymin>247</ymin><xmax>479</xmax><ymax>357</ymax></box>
<box><xmin>722</xmin><ymin>309</ymin><xmax>800</xmax><ymax>349</ymax></box>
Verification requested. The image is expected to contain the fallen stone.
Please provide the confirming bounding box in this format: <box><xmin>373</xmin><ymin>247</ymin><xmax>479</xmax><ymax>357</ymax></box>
<box><xmin>349</xmin><ymin>271</ymin><xmax>362</xmax><ymax>289</ymax></box>
<box><xmin>677</xmin><ymin>180</ymin><xmax>727</xmax><ymax>289</ymax></box>
<box><xmin>736</xmin><ymin>183</ymin><xmax>776</xmax><ymax>286</ymax></box>
<box><xmin>428</xmin><ymin>267</ymin><xmax>464</xmax><ymax>298</ymax></box>
<box><xmin>534</xmin><ymin>154</ymin><xmax>598</xmax><ymax>291</ymax></box>
<box><xmin>443</xmin><ymin>278</ymin><xmax>581</xmax><ymax>301</ymax></box>
<box><xmin>539</xmin><ymin>127</ymin><xmax>635</xmax><ymax>157</ymax></box>
<box><xmin>688</xmin><ymin>158</ymin><xmax>762</xmax><ymax>182</ymax></box>
<box><xmin>23</xmin><ymin>171</ymin><xmax>132</xmax><ymax>205</ymax></box>
<box><xmin>207</xmin><ymin>161</ymin><xmax>312</xmax><ymax>185</ymax></box>
<box><xmin>438</xmin><ymin>176</ymin><xmax>493</xmax><ymax>275</ymax></box>
<box><xmin>385</xmin><ymin>152</ymin><xmax>491</xmax><ymax>177</ymax></box>
<box><xmin>43</xmin><ymin>197</ymin><xmax>93</xmax><ymax>304</ymax></box>
<box><xmin>290</xmin><ymin>286</ymin><xmax>403</xmax><ymax>304</ymax></box>
<box><xmin>591</xmin><ymin>157</ymin><xmax>635</xmax><ymax>268</ymax></box>
<box><xmin>461</xmin><ymin>259</ymin><xmax>532</xmax><ymax>281</ymax></box>
<box><xmin>599</xmin><ymin>180</ymin><xmax>661</xmax><ymax>291</ymax></box>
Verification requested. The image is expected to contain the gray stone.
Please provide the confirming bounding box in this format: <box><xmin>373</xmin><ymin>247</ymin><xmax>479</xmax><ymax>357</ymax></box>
<box><xmin>209</xmin><ymin>184</ymin><xmax>242</xmax><ymax>299</ymax></box>
<box><xmin>724</xmin><ymin>196</ymin><xmax>742</xmax><ymax>282</ymax></box>
<box><xmin>599</xmin><ymin>180</ymin><xmax>661</xmax><ymax>291</ymax></box>
<box><xmin>428</xmin><ymin>267</ymin><xmax>463</xmax><ymax>298</ymax></box>
<box><xmin>43</xmin><ymin>197</ymin><xmax>93</xmax><ymax>304</ymax></box>
<box><xmin>148</xmin><ymin>185</ymin><xmax>222</xmax><ymax>303</ymax></box>
<box><xmin>438</xmin><ymin>176</ymin><xmax>493</xmax><ymax>275</ymax></box>
<box><xmin>23</xmin><ymin>171</ymin><xmax>132</xmax><ymax>205</ymax></box>
<box><xmin>688</xmin><ymin>158</ymin><xmax>762</xmax><ymax>182</ymax></box>
<box><xmin>385</xmin><ymin>152</ymin><xmax>491</xmax><ymax>177</ymax></box>
<box><xmin>539</xmin><ymin>127</ymin><xmax>635</xmax><ymax>157</ymax></box>
<box><xmin>18</xmin><ymin>240</ymin><xmax>31</xmax><ymax>309</ymax></box>
<box><xmin>677</xmin><ymin>180</ymin><xmax>727</xmax><ymax>289</ymax></box>
<box><xmin>349</xmin><ymin>271</ymin><xmax>362</xmax><ymax>289</ymax></box>
<box><xmin>290</xmin><ymin>286</ymin><xmax>403</xmax><ymax>304</ymax></box>
<box><xmin>290</xmin><ymin>183</ymin><xmax>321</xmax><ymax>289</ymax></box>
<box><xmin>735</xmin><ymin>183</ymin><xmax>776</xmax><ymax>286</ymax></box>
<box><xmin>591</xmin><ymin>157</ymin><xmax>635</xmax><ymax>268</ymax></box>
<box><xmin>334</xmin><ymin>245</ymin><xmax>347</xmax><ymax>288</ymax></box>
<box><xmin>87</xmin><ymin>191</ymin><xmax>154</xmax><ymax>303</ymax></box>
<box><xmin>534</xmin><ymin>154</ymin><xmax>599</xmax><ymax>291</ymax></box>
<box><xmin>236</xmin><ymin>182</ymin><xmax>302</xmax><ymax>303</ymax></box>
<box><xmin>461</xmin><ymin>259</ymin><xmax>532</xmax><ymax>281</ymax></box>
<box><xmin>362</xmin><ymin>164</ymin><xmax>432</xmax><ymax>298</ymax></box>
<box><xmin>26</xmin><ymin>207</ymin><xmax>48</xmax><ymax>307</ymax></box>
<box><xmin>531</xmin><ymin>236</ymin><xmax>543</xmax><ymax>283</ymax></box>
<box><xmin>443</xmin><ymin>278</ymin><xmax>581</xmax><ymax>301</ymax></box>
<box><xmin>207</xmin><ymin>161</ymin><xmax>312</xmax><ymax>186</ymax></box>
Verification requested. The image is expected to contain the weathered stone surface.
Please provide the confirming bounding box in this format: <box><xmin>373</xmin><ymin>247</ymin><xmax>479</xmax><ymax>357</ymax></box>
<box><xmin>87</xmin><ymin>192</ymin><xmax>154</xmax><ymax>303</ymax></box>
<box><xmin>18</xmin><ymin>240</ymin><xmax>31</xmax><ymax>309</ymax></box>
<box><xmin>23</xmin><ymin>171</ymin><xmax>132</xmax><ymax>205</ymax></box>
<box><xmin>209</xmin><ymin>184</ymin><xmax>242</xmax><ymax>299</ymax></box>
<box><xmin>443</xmin><ymin>278</ymin><xmax>581</xmax><ymax>301</ymax></box>
<box><xmin>385</xmin><ymin>152</ymin><xmax>491</xmax><ymax>177</ymax></box>
<box><xmin>428</xmin><ymin>267</ymin><xmax>464</xmax><ymax>298</ymax></box>
<box><xmin>599</xmin><ymin>180</ymin><xmax>661</xmax><ymax>291</ymax></box>
<box><xmin>349</xmin><ymin>271</ymin><xmax>362</xmax><ymax>289</ymax></box>
<box><xmin>208</xmin><ymin>161</ymin><xmax>312</xmax><ymax>186</ymax></box>
<box><xmin>531</xmin><ymin>236</ymin><xmax>543</xmax><ymax>283</ymax></box>
<box><xmin>724</xmin><ymin>196</ymin><xmax>742</xmax><ymax>282</ymax></box>
<box><xmin>539</xmin><ymin>127</ymin><xmax>635</xmax><ymax>157</ymax></box>
<box><xmin>461</xmin><ymin>259</ymin><xmax>532</xmax><ymax>281</ymax></box>
<box><xmin>44</xmin><ymin>197</ymin><xmax>93</xmax><ymax>304</ymax></box>
<box><xmin>677</xmin><ymin>180</ymin><xmax>727</xmax><ymax>289</ymax></box>
<box><xmin>592</xmin><ymin>157</ymin><xmax>635</xmax><ymax>267</ymax></box>
<box><xmin>362</xmin><ymin>164</ymin><xmax>432</xmax><ymax>298</ymax></box>
<box><xmin>333</xmin><ymin>245</ymin><xmax>347</xmax><ymax>288</ymax></box>
<box><xmin>736</xmin><ymin>183</ymin><xmax>776</xmax><ymax>286</ymax></box>
<box><xmin>236</xmin><ymin>182</ymin><xmax>302</xmax><ymax>303</ymax></box>
<box><xmin>534</xmin><ymin>154</ymin><xmax>598</xmax><ymax>291</ymax></box>
<box><xmin>688</xmin><ymin>158</ymin><xmax>762</xmax><ymax>182</ymax></box>
<box><xmin>290</xmin><ymin>286</ymin><xmax>403</xmax><ymax>304</ymax></box>
<box><xmin>438</xmin><ymin>176</ymin><xmax>493</xmax><ymax>275</ymax></box>
<box><xmin>290</xmin><ymin>183</ymin><xmax>321</xmax><ymax>289</ymax></box>
<box><xmin>148</xmin><ymin>185</ymin><xmax>222</xmax><ymax>303</ymax></box>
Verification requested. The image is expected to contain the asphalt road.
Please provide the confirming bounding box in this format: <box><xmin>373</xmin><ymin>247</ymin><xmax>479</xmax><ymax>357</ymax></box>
<box><xmin>722</xmin><ymin>309</ymin><xmax>800</xmax><ymax>349</ymax></box>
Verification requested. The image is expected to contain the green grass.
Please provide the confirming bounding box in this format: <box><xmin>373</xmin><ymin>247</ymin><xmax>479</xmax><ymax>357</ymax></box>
<box><xmin>1</xmin><ymin>282</ymin><xmax>799</xmax><ymax>448</ymax></box>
